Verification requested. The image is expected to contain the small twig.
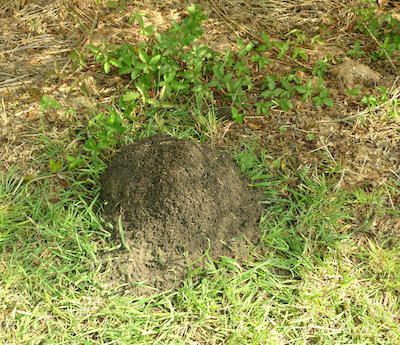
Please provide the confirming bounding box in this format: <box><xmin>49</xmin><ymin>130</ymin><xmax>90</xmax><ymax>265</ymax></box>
<box><xmin>360</xmin><ymin>155</ymin><xmax>368</xmax><ymax>175</ymax></box>
<box><xmin>389</xmin><ymin>168</ymin><xmax>400</xmax><ymax>181</ymax></box>
<box><xmin>1</xmin><ymin>98</ymin><xmax>7</xmax><ymax>126</ymax></box>
<box><xmin>384</xmin><ymin>184</ymin><xmax>395</xmax><ymax>210</ymax></box>
<box><xmin>319</xmin><ymin>135</ymin><xmax>336</xmax><ymax>163</ymax></box>
<box><xmin>334</xmin><ymin>168</ymin><xmax>346</xmax><ymax>192</ymax></box>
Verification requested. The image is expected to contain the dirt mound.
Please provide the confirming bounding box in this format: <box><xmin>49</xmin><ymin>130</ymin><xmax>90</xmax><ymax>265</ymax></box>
<box><xmin>99</xmin><ymin>134</ymin><xmax>264</xmax><ymax>295</ymax></box>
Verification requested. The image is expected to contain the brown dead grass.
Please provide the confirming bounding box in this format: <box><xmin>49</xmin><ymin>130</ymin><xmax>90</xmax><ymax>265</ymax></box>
<box><xmin>0</xmin><ymin>0</ymin><xmax>400</xmax><ymax>239</ymax></box>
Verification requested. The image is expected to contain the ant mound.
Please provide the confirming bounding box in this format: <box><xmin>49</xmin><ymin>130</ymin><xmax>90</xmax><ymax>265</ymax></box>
<box><xmin>100</xmin><ymin>134</ymin><xmax>264</xmax><ymax>295</ymax></box>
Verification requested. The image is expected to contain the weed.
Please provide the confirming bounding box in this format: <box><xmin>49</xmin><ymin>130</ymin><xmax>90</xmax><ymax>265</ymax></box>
<box><xmin>312</xmin><ymin>58</ymin><xmax>331</xmax><ymax>78</ymax></box>
<box><xmin>296</xmin><ymin>78</ymin><xmax>314</xmax><ymax>101</ymax></box>
<box><xmin>310</xmin><ymin>34</ymin><xmax>324</xmax><ymax>47</ymax></box>
<box><xmin>75</xmin><ymin>4</ymin><xmax>341</xmax><ymax>129</ymax></box>
<box><xmin>347</xmin><ymin>41</ymin><xmax>366</xmax><ymax>58</ymax></box>
<box><xmin>346</xmin><ymin>86</ymin><xmax>361</xmax><ymax>98</ymax></box>
<box><xmin>274</xmin><ymin>39</ymin><xmax>290</xmax><ymax>59</ymax></box>
<box><xmin>361</xmin><ymin>87</ymin><xmax>389</xmax><ymax>108</ymax></box>
<box><xmin>39</xmin><ymin>94</ymin><xmax>61</xmax><ymax>111</ymax></box>
<box><xmin>313</xmin><ymin>87</ymin><xmax>334</xmax><ymax>108</ymax></box>
<box><xmin>354</xmin><ymin>0</ymin><xmax>400</xmax><ymax>64</ymax></box>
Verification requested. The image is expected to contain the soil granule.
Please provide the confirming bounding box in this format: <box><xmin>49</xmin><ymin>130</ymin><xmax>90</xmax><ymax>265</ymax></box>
<box><xmin>99</xmin><ymin>133</ymin><xmax>264</xmax><ymax>295</ymax></box>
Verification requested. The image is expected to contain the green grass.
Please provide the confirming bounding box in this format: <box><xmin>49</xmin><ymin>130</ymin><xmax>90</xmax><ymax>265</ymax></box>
<box><xmin>1</xmin><ymin>121</ymin><xmax>399</xmax><ymax>344</ymax></box>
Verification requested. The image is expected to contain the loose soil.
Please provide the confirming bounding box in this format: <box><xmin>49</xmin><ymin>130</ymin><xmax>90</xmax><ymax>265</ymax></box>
<box><xmin>99</xmin><ymin>133</ymin><xmax>264</xmax><ymax>294</ymax></box>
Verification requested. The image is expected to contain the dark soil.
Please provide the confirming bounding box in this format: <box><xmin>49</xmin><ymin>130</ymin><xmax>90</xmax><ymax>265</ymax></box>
<box><xmin>99</xmin><ymin>134</ymin><xmax>264</xmax><ymax>295</ymax></box>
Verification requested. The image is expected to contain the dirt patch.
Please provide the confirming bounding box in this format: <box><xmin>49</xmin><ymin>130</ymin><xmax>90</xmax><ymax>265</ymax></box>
<box><xmin>332</xmin><ymin>59</ymin><xmax>382</xmax><ymax>92</ymax></box>
<box><xmin>99</xmin><ymin>133</ymin><xmax>264</xmax><ymax>295</ymax></box>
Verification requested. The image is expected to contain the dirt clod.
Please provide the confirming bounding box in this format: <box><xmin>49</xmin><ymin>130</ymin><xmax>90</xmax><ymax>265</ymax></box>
<box><xmin>99</xmin><ymin>134</ymin><xmax>264</xmax><ymax>295</ymax></box>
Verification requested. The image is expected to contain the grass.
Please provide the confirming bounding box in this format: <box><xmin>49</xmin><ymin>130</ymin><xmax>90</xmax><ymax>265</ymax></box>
<box><xmin>1</xmin><ymin>115</ymin><xmax>399</xmax><ymax>344</ymax></box>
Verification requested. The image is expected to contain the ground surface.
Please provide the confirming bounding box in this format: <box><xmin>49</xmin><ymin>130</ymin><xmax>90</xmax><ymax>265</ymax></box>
<box><xmin>1</xmin><ymin>0</ymin><xmax>400</xmax><ymax>290</ymax></box>
<box><xmin>1</xmin><ymin>1</ymin><xmax>400</xmax><ymax>343</ymax></box>
<box><xmin>100</xmin><ymin>133</ymin><xmax>263</xmax><ymax>293</ymax></box>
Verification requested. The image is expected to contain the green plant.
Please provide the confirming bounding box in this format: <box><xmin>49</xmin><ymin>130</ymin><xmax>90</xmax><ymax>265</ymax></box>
<box><xmin>40</xmin><ymin>92</ymin><xmax>127</xmax><ymax>162</ymax></box>
<box><xmin>313</xmin><ymin>87</ymin><xmax>334</xmax><ymax>108</ymax></box>
<box><xmin>292</xmin><ymin>46</ymin><xmax>308</xmax><ymax>61</ymax></box>
<box><xmin>296</xmin><ymin>78</ymin><xmax>314</xmax><ymax>101</ymax></box>
<box><xmin>66</xmin><ymin>154</ymin><xmax>87</xmax><ymax>170</ymax></box>
<box><xmin>347</xmin><ymin>41</ymin><xmax>366</xmax><ymax>57</ymax></box>
<box><xmin>86</xmin><ymin>4</ymin><xmax>284</xmax><ymax>127</ymax></box>
<box><xmin>286</xmin><ymin>29</ymin><xmax>306</xmax><ymax>45</ymax></box>
<box><xmin>236</xmin><ymin>38</ymin><xmax>254</xmax><ymax>58</ymax></box>
<box><xmin>274</xmin><ymin>39</ymin><xmax>290</xmax><ymax>59</ymax></box>
<box><xmin>354</xmin><ymin>1</ymin><xmax>400</xmax><ymax>62</ymax></box>
<box><xmin>69</xmin><ymin>49</ymin><xmax>89</xmax><ymax>70</ymax></box>
<box><xmin>251</xmin><ymin>43</ymin><xmax>271</xmax><ymax>70</ymax></box>
<box><xmin>361</xmin><ymin>87</ymin><xmax>389</xmax><ymax>108</ymax></box>
<box><xmin>48</xmin><ymin>159</ymin><xmax>61</xmax><ymax>173</ymax></box>
<box><xmin>82</xmin><ymin>109</ymin><xmax>126</xmax><ymax>158</ymax></box>
<box><xmin>106</xmin><ymin>0</ymin><xmax>130</xmax><ymax>13</ymax></box>
<box><xmin>40</xmin><ymin>94</ymin><xmax>61</xmax><ymax>111</ymax></box>
<box><xmin>91</xmin><ymin>6</ymin><xmax>238</xmax><ymax>111</ymax></box>
<box><xmin>256</xmin><ymin>71</ymin><xmax>335</xmax><ymax>114</ymax></box>
<box><xmin>258</xmin><ymin>76</ymin><xmax>295</xmax><ymax>114</ymax></box>
<box><xmin>62</xmin><ymin>4</ymin><xmax>344</xmax><ymax>126</ymax></box>
<box><xmin>310</xmin><ymin>34</ymin><xmax>324</xmax><ymax>47</ymax></box>
<box><xmin>231</xmin><ymin>107</ymin><xmax>244</xmax><ymax>123</ymax></box>
<box><xmin>53</xmin><ymin>3</ymin><xmax>346</xmax><ymax>137</ymax></box>
<box><xmin>346</xmin><ymin>86</ymin><xmax>361</xmax><ymax>98</ymax></box>
<box><xmin>312</xmin><ymin>58</ymin><xmax>330</xmax><ymax>78</ymax></box>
